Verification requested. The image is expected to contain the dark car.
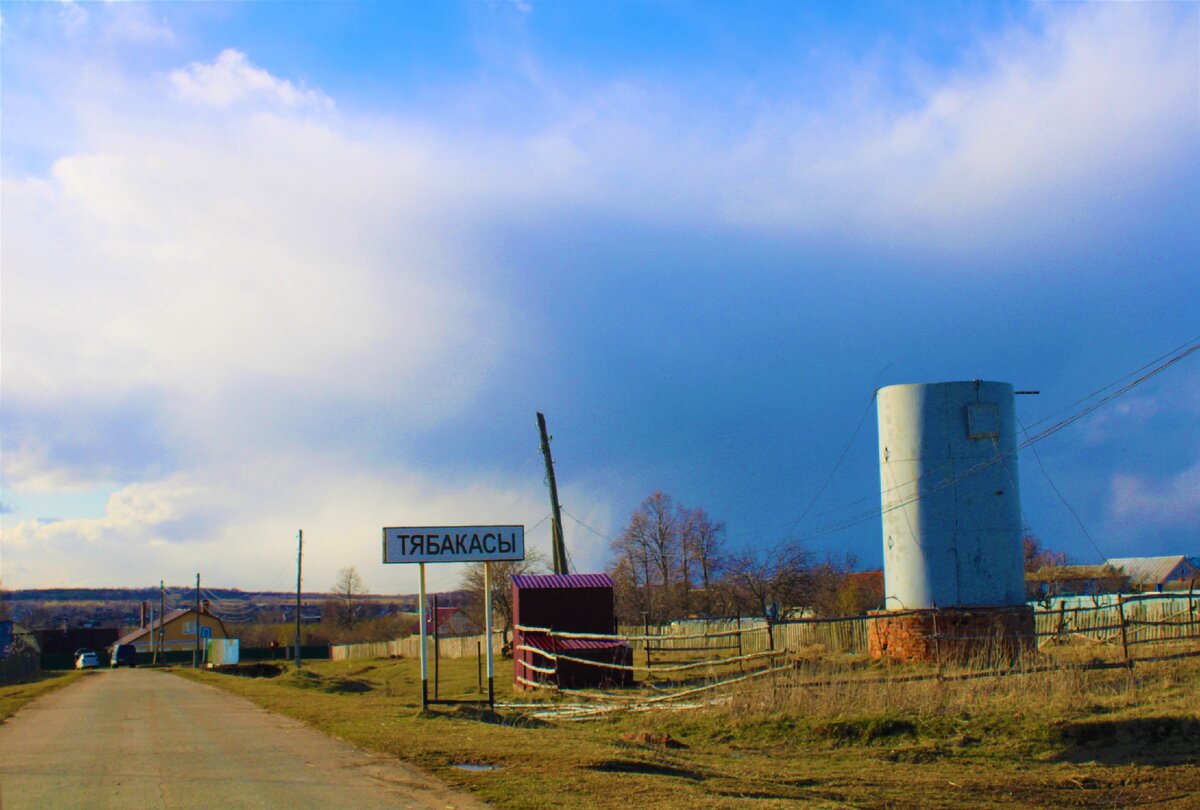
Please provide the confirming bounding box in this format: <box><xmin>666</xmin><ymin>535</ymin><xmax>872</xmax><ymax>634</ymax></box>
<box><xmin>110</xmin><ymin>643</ymin><xmax>137</xmax><ymax>668</ymax></box>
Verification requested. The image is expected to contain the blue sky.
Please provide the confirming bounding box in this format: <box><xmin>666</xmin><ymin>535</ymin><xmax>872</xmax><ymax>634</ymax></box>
<box><xmin>2</xmin><ymin>1</ymin><xmax>1197</xmax><ymax>594</ymax></box>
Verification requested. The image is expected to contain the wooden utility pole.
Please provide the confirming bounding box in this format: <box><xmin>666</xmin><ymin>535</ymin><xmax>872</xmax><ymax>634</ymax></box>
<box><xmin>295</xmin><ymin>530</ymin><xmax>303</xmax><ymax>670</ymax></box>
<box><xmin>193</xmin><ymin>573</ymin><xmax>201</xmax><ymax>668</ymax></box>
<box><xmin>537</xmin><ymin>412</ymin><xmax>569</xmax><ymax>575</ymax></box>
<box><xmin>159</xmin><ymin>580</ymin><xmax>166</xmax><ymax>664</ymax></box>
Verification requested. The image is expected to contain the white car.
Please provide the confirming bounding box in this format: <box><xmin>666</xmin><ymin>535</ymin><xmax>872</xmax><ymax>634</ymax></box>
<box><xmin>75</xmin><ymin>651</ymin><xmax>100</xmax><ymax>669</ymax></box>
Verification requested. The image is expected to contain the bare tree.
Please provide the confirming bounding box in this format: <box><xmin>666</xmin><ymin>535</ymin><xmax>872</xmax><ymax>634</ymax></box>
<box><xmin>458</xmin><ymin>550</ymin><xmax>547</xmax><ymax>652</ymax></box>
<box><xmin>612</xmin><ymin>492</ymin><xmax>690</xmax><ymax>621</ymax></box>
<box><xmin>805</xmin><ymin>553</ymin><xmax>864</xmax><ymax>618</ymax></box>
<box><xmin>611</xmin><ymin>493</ymin><xmax>733</xmax><ymax>622</ymax></box>
<box><xmin>724</xmin><ymin>540</ymin><xmax>810</xmax><ymax>648</ymax></box>
<box><xmin>678</xmin><ymin>506</ymin><xmax>726</xmax><ymax>615</ymax></box>
<box><xmin>330</xmin><ymin>567</ymin><xmax>367</xmax><ymax>631</ymax></box>
<box><xmin>611</xmin><ymin>502</ymin><xmax>657</xmax><ymax>619</ymax></box>
<box><xmin>1023</xmin><ymin>533</ymin><xmax>1066</xmax><ymax>572</ymax></box>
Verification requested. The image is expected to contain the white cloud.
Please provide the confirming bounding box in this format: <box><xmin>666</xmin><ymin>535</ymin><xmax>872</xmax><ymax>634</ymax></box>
<box><xmin>2</xmin><ymin>3</ymin><xmax>1196</xmax><ymax>587</ymax></box>
<box><xmin>56</xmin><ymin>2</ymin><xmax>88</xmax><ymax>34</ymax></box>
<box><xmin>1081</xmin><ymin>396</ymin><xmax>1164</xmax><ymax>445</ymax></box>
<box><xmin>169</xmin><ymin>49</ymin><xmax>332</xmax><ymax>109</ymax></box>
<box><xmin>717</xmin><ymin>4</ymin><xmax>1198</xmax><ymax>251</ymax></box>
<box><xmin>1</xmin><ymin>108</ymin><xmax>501</xmax><ymax>423</ymax></box>
<box><xmin>1109</xmin><ymin>459</ymin><xmax>1200</xmax><ymax>528</ymax></box>
<box><xmin>1</xmin><ymin>453</ymin><xmax>611</xmax><ymax>591</ymax></box>
<box><xmin>1</xmin><ymin>442</ymin><xmax>115</xmax><ymax>494</ymax></box>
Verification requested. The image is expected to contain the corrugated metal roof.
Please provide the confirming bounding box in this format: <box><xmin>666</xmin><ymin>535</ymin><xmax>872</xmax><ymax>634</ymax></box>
<box><xmin>1105</xmin><ymin>556</ymin><xmax>1199</xmax><ymax>586</ymax></box>
<box><xmin>522</xmin><ymin>634</ymin><xmax>627</xmax><ymax>652</ymax></box>
<box><xmin>511</xmin><ymin>573</ymin><xmax>614</xmax><ymax>589</ymax></box>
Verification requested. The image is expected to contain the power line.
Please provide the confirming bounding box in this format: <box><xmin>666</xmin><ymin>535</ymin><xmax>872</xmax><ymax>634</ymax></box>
<box><xmin>782</xmin><ymin>388</ymin><xmax>878</xmax><ymax>539</ymax></box>
<box><xmin>1020</xmin><ymin>336</ymin><xmax>1200</xmax><ymax>434</ymax></box>
<box><xmin>1017</xmin><ymin>416</ymin><xmax>1110</xmax><ymax>565</ymax></box>
<box><xmin>561</xmin><ymin>508</ymin><xmax>614</xmax><ymax>543</ymax></box>
<box><xmin>732</xmin><ymin>338</ymin><xmax>1200</xmax><ymax>544</ymax></box>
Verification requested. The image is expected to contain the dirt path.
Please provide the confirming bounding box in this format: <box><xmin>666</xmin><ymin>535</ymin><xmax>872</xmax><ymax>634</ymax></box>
<box><xmin>0</xmin><ymin>668</ymin><xmax>488</xmax><ymax>809</ymax></box>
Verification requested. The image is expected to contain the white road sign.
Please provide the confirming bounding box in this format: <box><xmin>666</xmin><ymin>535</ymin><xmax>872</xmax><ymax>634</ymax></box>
<box><xmin>382</xmin><ymin>525</ymin><xmax>525</xmax><ymax>564</ymax></box>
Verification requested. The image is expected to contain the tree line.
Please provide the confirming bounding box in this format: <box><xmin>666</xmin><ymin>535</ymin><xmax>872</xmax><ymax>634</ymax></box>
<box><xmin>608</xmin><ymin>492</ymin><xmax>880</xmax><ymax>625</ymax></box>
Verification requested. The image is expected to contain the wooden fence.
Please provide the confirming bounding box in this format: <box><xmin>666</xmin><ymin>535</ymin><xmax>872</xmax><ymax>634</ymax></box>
<box><xmin>623</xmin><ymin>592</ymin><xmax>1198</xmax><ymax>660</ymax></box>
<box><xmin>1036</xmin><ymin>592</ymin><xmax>1200</xmax><ymax>653</ymax></box>
<box><xmin>331</xmin><ymin>592</ymin><xmax>1197</xmax><ymax>664</ymax></box>
<box><xmin>330</xmin><ymin>631</ymin><xmax>504</xmax><ymax>662</ymax></box>
<box><xmin>620</xmin><ymin>617</ymin><xmax>869</xmax><ymax>656</ymax></box>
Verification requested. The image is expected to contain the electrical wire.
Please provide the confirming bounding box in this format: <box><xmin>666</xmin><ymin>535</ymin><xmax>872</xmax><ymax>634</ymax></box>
<box><xmin>1019</xmin><ymin>336</ymin><xmax>1200</xmax><ymax>434</ymax></box>
<box><xmin>1017</xmin><ymin>416</ymin><xmax>1110</xmax><ymax>564</ymax></box>
<box><xmin>561</xmin><ymin>508</ymin><xmax>615</xmax><ymax>543</ymax></box>
<box><xmin>734</xmin><ymin>338</ymin><xmax>1200</xmax><ymax>544</ymax></box>
<box><xmin>786</xmin><ymin>388</ymin><xmax>878</xmax><ymax>538</ymax></box>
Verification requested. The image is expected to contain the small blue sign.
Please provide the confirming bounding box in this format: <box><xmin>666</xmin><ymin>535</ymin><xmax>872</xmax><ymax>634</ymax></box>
<box><xmin>199</xmin><ymin>626</ymin><xmax>212</xmax><ymax>639</ymax></box>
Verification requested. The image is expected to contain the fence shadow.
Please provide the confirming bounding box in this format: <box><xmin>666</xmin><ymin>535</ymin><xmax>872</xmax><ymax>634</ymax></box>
<box><xmin>1055</xmin><ymin>716</ymin><xmax>1200</xmax><ymax>765</ymax></box>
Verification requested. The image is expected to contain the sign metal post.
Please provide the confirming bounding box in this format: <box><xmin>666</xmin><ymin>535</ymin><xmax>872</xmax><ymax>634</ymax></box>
<box><xmin>383</xmin><ymin>525</ymin><xmax>523</xmax><ymax>713</ymax></box>
<box><xmin>418</xmin><ymin>562</ymin><xmax>428</xmax><ymax>711</ymax></box>
<box><xmin>484</xmin><ymin>561</ymin><xmax>494</xmax><ymax>708</ymax></box>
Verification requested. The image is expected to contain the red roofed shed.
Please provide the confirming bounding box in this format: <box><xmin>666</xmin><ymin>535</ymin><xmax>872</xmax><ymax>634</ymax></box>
<box><xmin>512</xmin><ymin>573</ymin><xmax>633</xmax><ymax>690</ymax></box>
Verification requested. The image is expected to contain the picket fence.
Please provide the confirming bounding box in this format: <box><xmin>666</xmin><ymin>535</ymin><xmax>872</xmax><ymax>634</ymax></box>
<box><xmin>1036</xmin><ymin>592</ymin><xmax>1200</xmax><ymax>648</ymax></box>
<box><xmin>330</xmin><ymin>631</ymin><xmax>504</xmax><ymax>662</ymax></box>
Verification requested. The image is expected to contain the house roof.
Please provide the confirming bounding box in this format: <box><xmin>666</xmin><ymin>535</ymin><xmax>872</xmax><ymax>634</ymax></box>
<box><xmin>1105</xmin><ymin>556</ymin><xmax>1200</xmax><ymax>586</ymax></box>
<box><xmin>113</xmin><ymin>607</ymin><xmax>229</xmax><ymax>647</ymax></box>
<box><xmin>511</xmin><ymin>573</ymin><xmax>614</xmax><ymax>589</ymax></box>
<box><xmin>1026</xmin><ymin>564</ymin><xmax>1125</xmax><ymax>583</ymax></box>
<box><xmin>846</xmin><ymin>570</ymin><xmax>883</xmax><ymax>590</ymax></box>
<box><xmin>424</xmin><ymin>606</ymin><xmax>461</xmax><ymax>630</ymax></box>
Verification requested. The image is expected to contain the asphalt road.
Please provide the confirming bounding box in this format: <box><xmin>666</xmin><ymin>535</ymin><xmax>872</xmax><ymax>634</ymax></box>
<box><xmin>0</xmin><ymin>668</ymin><xmax>488</xmax><ymax>809</ymax></box>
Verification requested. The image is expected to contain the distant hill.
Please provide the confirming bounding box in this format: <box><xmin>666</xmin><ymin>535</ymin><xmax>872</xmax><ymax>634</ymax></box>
<box><xmin>3</xmin><ymin>587</ymin><xmax>468</xmax><ymax>630</ymax></box>
<box><xmin>4</xmin><ymin>587</ymin><xmax>431</xmax><ymax>602</ymax></box>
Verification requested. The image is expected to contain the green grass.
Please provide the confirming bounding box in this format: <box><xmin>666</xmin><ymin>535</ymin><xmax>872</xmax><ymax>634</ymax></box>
<box><xmin>172</xmin><ymin>647</ymin><xmax>1200</xmax><ymax>809</ymax></box>
<box><xmin>0</xmin><ymin>670</ymin><xmax>89</xmax><ymax>722</ymax></box>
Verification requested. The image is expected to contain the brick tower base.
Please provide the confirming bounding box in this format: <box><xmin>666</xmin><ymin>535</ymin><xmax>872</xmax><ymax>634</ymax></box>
<box><xmin>867</xmin><ymin>605</ymin><xmax>1035</xmax><ymax>664</ymax></box>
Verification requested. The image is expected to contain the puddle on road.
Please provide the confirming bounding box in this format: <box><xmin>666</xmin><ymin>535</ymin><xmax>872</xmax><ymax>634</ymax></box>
<box><xmin>453</xmin><ymin>763</ymin><xmax>503</xmax><ymax>772</ymax></box>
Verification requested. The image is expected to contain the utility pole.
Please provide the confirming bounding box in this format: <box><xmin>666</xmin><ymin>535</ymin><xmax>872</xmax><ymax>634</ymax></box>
<box><xmin>295</xmin><ymin>530</ymin><xmax>303</xmax><ymax>670</ymax></box>
<box><xmin>537</xmin><ymin>412</ymin><xmax>569</xmax><ymax>575</ymax></box>
<box><xmin>193</xmin><ymin>573</ymin><xmax>201</xmax><ymax>668</ymax></box>
<box><xmin>159</xmin><ymin>580</ymin><xmax>165</xmax><ymax>665</ymax></box>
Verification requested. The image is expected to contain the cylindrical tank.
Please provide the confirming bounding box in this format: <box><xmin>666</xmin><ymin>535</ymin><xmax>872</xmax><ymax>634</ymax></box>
<box><xmin>877</xmin><ymin>380</ymin><xmax>1025</xmax><ymax>610</ymax></box>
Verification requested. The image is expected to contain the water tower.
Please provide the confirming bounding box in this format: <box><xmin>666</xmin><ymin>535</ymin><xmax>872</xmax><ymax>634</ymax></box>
<box><xmin>867</xmin><ymin>380</ymin><xmax>1035</xmax><ymax>662</ymax></box>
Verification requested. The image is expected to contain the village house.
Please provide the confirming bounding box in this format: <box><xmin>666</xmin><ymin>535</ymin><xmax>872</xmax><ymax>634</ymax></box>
<box><xmin>112</xmin><ymin>600</ymin><xmax>230</xmax><ymax>654</ymax></box>
<box><xmin>1106</xmin><ymin>556</ymin><xmax>1200</xmax><ymax>592</ymax></box>
<box><xmin>1025</xmin><ymin>565</ymin><xmax>1130</xmax><ymax>601</ymax></box>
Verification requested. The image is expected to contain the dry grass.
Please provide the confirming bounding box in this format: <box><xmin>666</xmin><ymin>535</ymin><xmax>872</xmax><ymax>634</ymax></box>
<box><xmin>172</xmin><ymin>645</ymin><xmax>1200</xmax><ymax>809</ymax></box>
<box><xmin>0</xmin><ymin>670</ymin><xmax>88</xmax><ymax>722</ymax></box>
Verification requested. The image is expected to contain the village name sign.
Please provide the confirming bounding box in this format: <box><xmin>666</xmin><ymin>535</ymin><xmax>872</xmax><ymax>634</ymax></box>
<box><xmin>382</xmin><ymin>525</ymin><xmax>524</xmax><ymax>564</ymax></box>
<box><xmin>381</xmin><ymin>523</ymin><xmax>525</xmax><ymax>709</ymax></box>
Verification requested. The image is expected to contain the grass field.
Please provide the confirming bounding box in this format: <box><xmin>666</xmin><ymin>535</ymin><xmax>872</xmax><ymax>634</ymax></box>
<box><xmin>173</xmin><ymin>645</ymin><xmax>1200</xmax><ymax>809</ymax></box>
<box><xmin>0</xmin><ymin>670</ymin><xmax>89</xmax><ymax>722</ymax></box>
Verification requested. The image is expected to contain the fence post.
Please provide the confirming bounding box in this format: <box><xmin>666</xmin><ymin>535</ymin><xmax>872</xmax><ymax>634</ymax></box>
<box><xmin>1116</xmin><ymin>594</ymin><xmax>1131</xmax><ymax>666</ymax></box>
<box><xmin>1189</xmin><ymin>579</ymin><xmax>1197</xmax><ymax>649</ymax></box>
<box><xmin>643</xmin><ymin>613</ymin><xmax>652</xmax><ymax>672</ymax></box>
<box><xmin>931</xmin><ymin>607</ymin><xmax>943</xmax><ymax>675</ymax></box>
